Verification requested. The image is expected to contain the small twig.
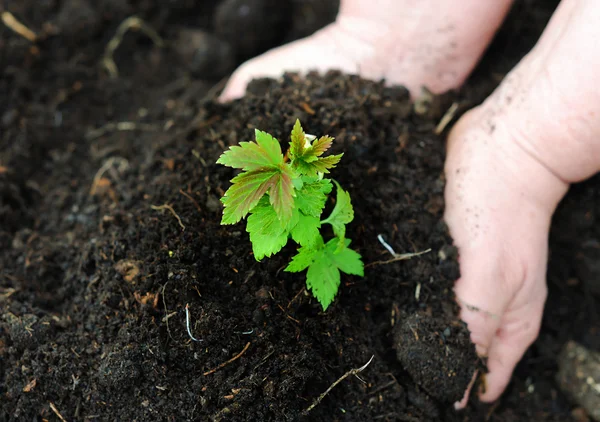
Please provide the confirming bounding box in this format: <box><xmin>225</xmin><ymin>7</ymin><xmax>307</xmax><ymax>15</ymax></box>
<box><xmin>415</xmin><ymin>282</ymin><xmax>422</xmax><ymax>301</ymax></box>
<box><xmin>151</xmin><ymin>203</ymin><xmax>185</xmax><ymax>231</ymax></box>
<box><xmin>185</xmin><ymin>304</ymin><xmax>203</xmax><ymax>342</ymax></box>
<box><xmin>90</xmin><ymin>157</ymin><xmax>129</xmax><ymax>195</ymax></box>
<box><xmin>0</xmin><ymin>287</ymin><xmax>17</xmax><ymax>300</ymax></box>
<box><xmin>49</xmin><ymin>402</ymin><xmax>67</xmax><ymax>422</ymax></box>
<box><xmin>303</xmin><ymin>355</ymin><xmax>375</xmax><ymax>416</ymax></box>
<box><xmin>203</xmin><ymin>342</ymin><xmax>251</xmax><ymax>376</ymax></box>
<box><xmin>102</xmin><ymin>16</ymin><xmax>164</xmax><ymax>78</ymax></box>
<box><xmin>365</xmin><ymin>249</ymin><xmax>431</xmax><ymax>268</ymax></box>
<box><xmin>368</xmin><ymin>379</ymin><xmax>398</xmax><ymax>396</ymax></box>
<box><xmin>287</xmin><ymin>287</ymin><xmax>305</xmax><ymax>309</ymax></box>
<box><xmin>435</xmin><ymin>102</ymin><xmax>460</xmax><ymax>134</ymax></box>
<box><xmin>86</xmin><ymin>121</ymin><xmax>158</xmax><ymax>140</ymax></box>
<box><xmin>161</xmin><ymin>281</ymin><xmax>177</xmax><ymax>343</ymax></box>
<box><xmin>1</xmin><ymin>11</ymin><xmax>37</xmax><ymax>42</ymax></box>
<box><xmin>202</xmin><ymin>76</ymin><xmax>229</xmax><ymax>102</ymax></box>
<box><xmin>179</xmin><ymin>189</ymin><xmax>202</xmax><ymax>212</ymax></box>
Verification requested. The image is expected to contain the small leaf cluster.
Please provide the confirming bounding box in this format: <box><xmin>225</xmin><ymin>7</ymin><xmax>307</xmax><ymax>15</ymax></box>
<box><xmin>217</xmin><ymin>119</ymin><xmax>364</xmax><ymax>310</ymax></box>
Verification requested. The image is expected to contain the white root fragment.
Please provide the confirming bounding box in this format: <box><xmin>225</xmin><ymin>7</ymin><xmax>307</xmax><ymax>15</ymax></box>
<box><xmin>185</xmin><ymin>304</ymin><xmax>203</xmax><ymax>342</ymax></box>
<box><xmin>102</xmin><ymin>16</ymin><xmax>164</xmax><ymax>78</ymax></box>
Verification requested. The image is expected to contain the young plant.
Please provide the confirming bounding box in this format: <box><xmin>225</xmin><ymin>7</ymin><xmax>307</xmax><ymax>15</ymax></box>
<box><xmin>217</xmin><ymin>119</ymin><xmax>364</xmax><ymax>310</ymax></box>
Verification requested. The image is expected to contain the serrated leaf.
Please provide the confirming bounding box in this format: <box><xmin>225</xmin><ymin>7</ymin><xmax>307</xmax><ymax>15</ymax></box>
<box><xmin>220</xmin><ymin>168</ymin><xmax>281</xmax><ymax>224</ymax></box>
<box><xmin>285</xmin><ymin>241</ymin><xmax>322</xmax><ymax>272</ymax></box>
<box><xmin>268</xmin><ymin>164</ymin><xmax>296</xmax><ymax>224</ymax></box>
<box><xmin>291</xmin><ymin>213</ymin><xmax>321</xmax><ymax>247</ymax></box>
<box><xmin>295</xmin><ymin>178</ymin><xmax>332</xmax><ymax>217</ymax></box>
<box><xmin>289</xmin><ymin>119</ymin><xmax>306</xmax><ymax>159</ymax></box>
<box><xmin>246</xmin><ymin>198</ymin><xmax>294</xmax><ymax>260</ymax></box>
<box><xmin>217</xmin><ymin>129</ymin><xmax>283</xmax><ymax>170</ymax></box>
<box><xmin>306</xmin><ymin>257</ymin><xmax>340</xmax><ymax>311</ymax></box>
<box><xmin>286</xmin><ymin>237</ymin><xmax>363</xmax><ymax>311</ymax></box>
<box><xmin>321</xmin><ymin>180</ymin><xmax>354</xmax><ymax>240</ymax></box>
<box><xmin>311</xmin><ymin>135</ymin><xmax>334</xmax><ymax>157</ymax></box>
<box><xmin>294</xmin><ymin>153</ymin><xmax>343</xmax><ymax>177</ymax></box>
<box><xmin>325</xmin><ymin>238</ymin><xmax>364</xmax><ymax>276</ymax></box>
<box><xmin>250</xmin><ymin>230</ymin><xmax>289</xmax><ymax>261</ymax></box>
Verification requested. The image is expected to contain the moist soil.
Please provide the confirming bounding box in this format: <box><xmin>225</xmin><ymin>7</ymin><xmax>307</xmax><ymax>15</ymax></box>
<box><xmin>1</xmin><ymin>0</ymin><xmax>597</xmax><ymax>421</ymax></box>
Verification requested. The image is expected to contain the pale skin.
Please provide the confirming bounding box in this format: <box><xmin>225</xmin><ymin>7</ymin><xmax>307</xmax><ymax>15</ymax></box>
<box><xmin>221</xmin><ymin>0</ymin><xmax>600</xmax><ymax>407</ymax></box>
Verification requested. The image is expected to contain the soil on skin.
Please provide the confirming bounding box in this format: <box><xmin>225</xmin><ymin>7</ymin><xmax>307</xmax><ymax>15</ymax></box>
<box><xmin>1</xmin><ymin>0</ymin><xmax>596</xmax><ymax>421</ymax></box>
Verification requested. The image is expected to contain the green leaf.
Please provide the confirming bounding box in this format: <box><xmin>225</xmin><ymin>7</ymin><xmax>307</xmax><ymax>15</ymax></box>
<box><xmin>295</xmin><ymin>178</ymin><xmax>332</xmax><ymax>217</ymax></box>
<box><xmin>287</xmin><ymin>120</ymin><xmax>342</xmax><ymax>177</ymax></box>
<box><xmin>217</xmin><ymin>129</ymin><xmax>283</xmax><ymax>170</ymax></box>
<box><xmin>291</xmin><ymin>213</ymin><xmax>321</xmax><ymax>247</ymax></box>
<box><xmin>321</xmin><ymin>180</ymin><xmax>354</xmax><ymax>241</ymax></box>
<box><xmin>268</xmin><ymin>164</ymin><xmax>296</xmax><ymax>224</ymax></box>
<box><xmin>218</xmin><ymin>127</ymin><xmax>296</xmax><ymax>224</ymax></box>
<box><xmin>220</xmin><ymin>168</ymin><xmax>281</xmax><ymax>224</ymax></box>
<box><xmin>311</xmin><ymin>135</ymin><xmax>334</xmax><ymax>157</ymax></box>
<box><xmin>289</xmin><ymin>119</ymin><xmax>307</xmax><ymax>159</ymax></box>
<box><xmin>306</xmin><ymin>256</ymin><xmax>340</xmax><ymax>311</ymax></box>
<box><xmin>325</xmin><ymin>238</ymin><xmax>364</xmax><ymax>276</ymax></box>
<box><xmin>293</xmin><ymin>154</ymin><xmax>343</xmax><ymax>177</ymax></box>
<box><xmin>247</xmin><ymin>198</ymin><xmax>297</xmax><ymax>260</ymax></box>
<box><xmin>285</xmin><ymin>237</ymin><xmax>364</xmax><ymax>310</ymax></box>
<box><xmin>285</xmin><ymin>242</ymin><xmax>322</xmax><ymax>273</ymax></box>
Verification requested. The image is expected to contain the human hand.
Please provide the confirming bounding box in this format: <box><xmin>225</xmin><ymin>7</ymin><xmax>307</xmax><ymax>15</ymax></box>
<box><xmin>446</xmin><ymin>0</ymin><xmax>600</xmax><ymax>405</ymax></box>
<box><xmin>220</xmin><ymin>0</ymin><xmax>513</xmax><ymax>101</ymax></box>
<box><xmin>219</xmin><ymin>0</ymin><xmax>600</xmax><ymax>407</ymax></box>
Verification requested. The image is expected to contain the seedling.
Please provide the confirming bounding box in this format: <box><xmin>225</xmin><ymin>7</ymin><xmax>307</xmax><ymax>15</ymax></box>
<box><xmin>217</xmin><ymin>119</ymin><xmax>364</xmax><ymax>310</ymax></box>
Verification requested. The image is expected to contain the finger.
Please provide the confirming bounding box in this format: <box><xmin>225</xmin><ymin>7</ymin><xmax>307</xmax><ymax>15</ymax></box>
<box><xmin>219</xmin><ymin>24</ymin><xmax>360</xmax><ymax>101</ymax></box>
<box><xmin>479</xmin><ymin>284</ymin><xmax>546</xmax><ymax>402</ymax></box>
<box><xmin>454</xmin><ymin>371</ymin><xmax>477</xmax><ymax>410</ymax></box>
<box><xmin>221</xmin><ymin>0</ymin><xmax>514</xmax><ymax>101</ymax></box>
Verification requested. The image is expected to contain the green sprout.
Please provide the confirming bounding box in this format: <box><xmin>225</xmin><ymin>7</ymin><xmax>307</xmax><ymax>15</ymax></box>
<box><xmin>217</xmin><ymin>119</ymin><xmax>364</xmax><ymax>310</ymax></box>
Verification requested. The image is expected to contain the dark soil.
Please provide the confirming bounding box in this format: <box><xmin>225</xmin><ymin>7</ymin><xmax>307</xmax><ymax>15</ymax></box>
<box><xmin>1</xmin><ymin>0</ymin><xmax>597</xmax><ymax>421</ymax></box>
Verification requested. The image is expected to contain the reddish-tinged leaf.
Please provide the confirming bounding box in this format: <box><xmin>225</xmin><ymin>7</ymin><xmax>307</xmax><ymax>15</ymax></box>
<box><xmin>294</xmin><ymin>153</ymin><xmax>343</xmax><ymax>176</ymax></box>
<box><xmin>269</xmin><ymin>164</ymin><xmax>296</xmax><ymax>224</ymax></box>
<box><xmin>217</xmin><ymin>129</ymin><xmax>283</xmax><ymax>171</ymax></box>
<box><xmin>311</xmin><ymin>135</ymin><xmax>334</xmax><ymax>157</ymax></box>
<box><xmin>289</xmin><ymin>119</ymin><xmax>306</xmax><ymax>159</ymax></box>
<box><xmin>220</xmin><ymin>168</ymin><xmax>280</xmax><ymax>224</ymax></box>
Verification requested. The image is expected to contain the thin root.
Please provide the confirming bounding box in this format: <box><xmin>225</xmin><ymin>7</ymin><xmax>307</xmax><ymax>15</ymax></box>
<box><xmin>86</xmin><ymin>121</ymin><xmax>158</xmax><ymax>140</ymax></box>
<box><xmin>185</xmin><ymin>304</ymin><xmax>203</xmax><ymax>342</ymax></box>
<box><xmin>2</xmin><ymin>11</ymin><xmax>37</xmax><ymax>42</ymax></box>
<box><xmin>435</xmin><ymin>102</ymin><xmax>460</xmax><ymax>134</ymax></box>
<box><xmin>102</xmin><ymin>16</ymin><xmax>164</xmax><ymax>78</ymax></box>
<box><xmin>365</xmin><ymin>249</ymin><xmax>431</xmax><ymax>268</ymax></box>
<box><xmin>179</xmin><ymin>189</ymin><xmax>202</xmax><ymax>213</ymax></box>
<box><xmin>203</xmin><ymin>342</ymin><xmax>251</xmax><ymax>376</ymax></box>
<box><xmin>49</xmin><ymin>402</ymin><xmax>67</xmax><ymax>422</ymax></box>
<box><xmin>303</xmin><ymin>355</ymin><xmax>375</xmax><ymax>416</ymax></box>
<box><xmin>151</xmin><ymin>203</ymin><xmax>185</xmax><ymax>231</ymax></box>
<box><xmin>161</xmin><ymin>281</ymin><xmax>178</xmax><ymax>344</ymax></box>
<box><xmin>90</xmin><ymin>157</ymin><xmax>129</xmax><ymax>195</ymax></box>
